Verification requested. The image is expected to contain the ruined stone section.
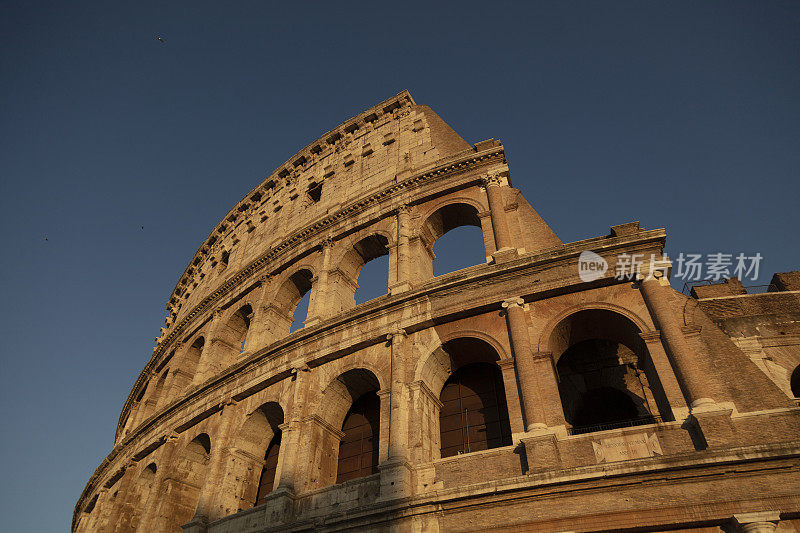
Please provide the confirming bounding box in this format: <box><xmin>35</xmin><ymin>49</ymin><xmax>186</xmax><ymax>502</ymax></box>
<box><xmin>75</xmin><ymin>93</ymin><xmax>800</xmax><ymax>533</ymax></box>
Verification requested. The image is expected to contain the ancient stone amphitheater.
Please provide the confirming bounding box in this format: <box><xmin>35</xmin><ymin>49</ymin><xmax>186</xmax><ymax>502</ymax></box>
<box><xmin>75</xmin><ymin>91</ymin><xmax>800</xmax><ymax>533</ymax></box>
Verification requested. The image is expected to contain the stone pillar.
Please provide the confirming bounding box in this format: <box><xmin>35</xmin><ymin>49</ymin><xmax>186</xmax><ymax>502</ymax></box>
<box><xmin>387</xmin><ymin>328</ymin><xmax>410</xmax><ymax>462</ymax></box>
<box><xmin>733</xmin><ymin>511</ymin><xmax>780</xmax><ymax>533</ymax></box>
<box><xmin>276</xmin><ymin>366</ymin><xmax>311</xmax><ymax>492</ymax></box>
<box><xmin>502</xmin><ymin>297</ymin><xmax>546</xmax><ymax>432</ymax></box>
<box><xmin>638</xmin><ymin>273</ymin><xmax>716</xmax><ymax>410</ymax></box>
<box><xmin>78</xmin><ymin>488</ymin><xmax>107</xmax><ymax>533</ymax></box>
<box><xmin>482</xmin><ymin>173</ymin><xmax>514</xmax><ymax>255</ymax></box>
<box><xmin>246</xmin><ymin>275</ymin><xmax>272</xmax><ymax>351</ymax></box>
<box><xmin>377</xmin><ymin>389</ymin><xmax>391</xmax><ymax>463</ymax></box>
<box><xmin>306</xmin><ymin>238</ymin><xmax>333</xmax><ymax>325</ymax></box>
<box><xmin>529</xmin><ymin>351</ymin><xmax>566</xmax><ymax>429</ymax></box>
<box><xmin>391</xmin><ymin>205</ymin><xmax>413</xmax><ymax>293</ymax></box>
<box><xmin>94</xmin><ymin>489</ymin><xmax>118</xmax><ymax>533</ymax></box>
<box><xmin>189</xmin><ymin>400</ymin><xmax>240</xmax><ymax>529</ymax></box>
<box><xmin>135</xmin><ymin>434</ymin><xmax>181</xmax><ymax>532</ymax></box>
<box><xmin>497</xmin><ymin>359</ymin><xmax>526</xmax><ymax>435</ymax></box>
<box><xmin>639</xmin><ymin>330</ymin><xmax>689</xmax><ymax>420</ymax></box>
<box><xmin>199</xmin><ymin>310</ymin><xmax>229</xmax><ymax>383</ymax></box>
<box><xmin>217</xmin><ymin>447</ymin><xmax>266</xmax><ymax>513</ymax></box>
<box><xmin>103</xmin><ymin>462</ymin><xmax>138</xmax><ymax>533</ymax></box>
<box><xmin>378</xmin><ymin>328</ymin><xmax>414</xmax><ymax>500</ymax></box>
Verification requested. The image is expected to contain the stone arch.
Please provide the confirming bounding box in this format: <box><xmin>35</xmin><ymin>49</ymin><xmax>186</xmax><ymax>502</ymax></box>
<box><xmin>215</xmin><ymin>402</ymin><xmax>286</xmax><ymax>515</ymax></box>
<box><xmin>264</xmin><ymin>268</ymin><xmax>315</xmax><ymax>338</ymax></box>
<box><xmin>414</xmin><ymin>336</ymin><xmax>512</xmax><ymax>461</ymax></box>
<box><xmin>415</xmin><ymin>200</ymin><xmax>488</xmax><ymax>279</ymax></box>
<box><xmin>417</xmin><ymin>335</ymin><xmax>504</xmax><ymax>398</ymax></box>
<box><xmin>116</xmin><ymin>462</ymin><xmax>157</xmax><ymax>532</ymax></box>
<box><xmin>537</xmin><ymin>302</ymin><xmax>652</xmax><ymax>355</ymax></box>
<box><xmin>150</xmin><ymin>366</ymin><xmax>170</xmax><ymax>411</ymax></box>
<box><xmin>201</xmin><ymin>304</ymin><xmax>255</xmax><ymax>382</ymax></box>
<box><xmin>329</xmin><ymin>232</ymin><xmax>392</xmax><ymax>310</ymax></box>
<box><xmin>182</xmin><ymin>335</ymin><xmax>206</xmax><ymax>386</ymax></box>
<box><xmin>546</xmin><ymin>309</ymin><xmax>668</xmax><ymax>433</ymax></box>
<box><xmin>76</xmin><ymin>493</ymin><xmax>98</xmax><ymax>532</ymax></box>
<box><xmin>309</xmin><ymin>368</ymin><xmax>382</xmax><ymax>490</ymax></box>
<box><xmin>151</xmin><ymin>433</ymin><xmax>212</xmax><ymax>532</ymax></box>
<box><xmin>135</xmin><ymin>367</ymin><xmax>170</xmax><ymax>427</ymax></box>
<box><xmin>318</xmin><ymin>368</ymin><xmax>383</xmax><ymax>430</ymax></box>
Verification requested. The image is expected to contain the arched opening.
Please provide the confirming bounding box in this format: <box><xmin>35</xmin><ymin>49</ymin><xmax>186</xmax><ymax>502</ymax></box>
<box><xmin>421</xmin><ymin>337</ymin><xmax>513</xmax><ymax>459</ymax></box>
<box><xmin>290</xmin><ymin>291</ymin><xmax>310</xmax><ymax>332</ymax></box>
<box><xmin>185</xmin><ymin>336</ymin><xmax>205</xmax><ymax>384</ymax></box>
<box><xmin>337</xmin><ymin>391</ymin><xmax>380</xmax><ymax>483</ymax></box>
<box><xmin>268</xmin><ymin>269</ymin><xmax>313</xmax><ymax>335</ymax></box>
<box><xmin>137</xmin><ymin>367</ymin><xmax>170</xmax><ymax>425</ymax></box>
<box><xmin>313</xmin><ymin>368</ymin><xmax>382</xmax><ymax>489</ymax></box>
<box><xmin>206</xmin><ymin>305</ymin><xmax>254</xmax><ymax>379</ymax></box>
<box><xmin>791</xmin><ymin>365</ymin><xmax>800</xmax><ymax>398</ymax></box>
<box><xmin>439</xmin><ymin>361</ymin><xmax>512</xmax><ymax>458</ymax></box>
<box><xmin>551</xmin><ymin>310</ymin><xmax>666</xmax><ymax>434</ymax></box>
<box><xmin>432</xmin><ymin>226</ymin><xmax>486</xmax><ymax>276</ymax></box>
<box><xmin>228</xmin><ymin>402</ymin><xmax>285</xmax><ymax>510</ymax></box>
<box><xmin>420</xmin><ymin>203</ymin><xmax>486</xmax><ymax>278</ymax></box>
<box><xmin>125</xmin><ymin>463</ymin><xmax>157</xmax><ymax>532</ymax></box>
<box><xmin>331</xmin><ymin>234</ymin><xmax>391</xmax><ymax>309</ymax></box>
<box><xmin>151</xmin><ymin>367</ymin><xmax>170</xmax><ymax>411</ymax></box>
<box><xmin>255</xmin><ymin>431</ymin><xmax>282</xmax><ymax>503</ymax></box>
<box><xmin>153</xmin><ymin>434</ymin><xmax>211</xmax><ymax>532</ymax></box>
<box><xmin>227</xmin><ymin>304</ymin><xmax>252</xmax><ymax>352</ymax></box>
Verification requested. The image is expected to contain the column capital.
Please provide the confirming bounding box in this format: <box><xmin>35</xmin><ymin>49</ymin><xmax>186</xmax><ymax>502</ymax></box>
<box><xmin>396</xmin><ymin>203</ymin><xmax>410</xmax><ymax>215</ymax></box>
<box><xmin>530</xmin><ymin>351</ymin><xmax>554</xmax><ymax>362</ymax></box>
<box><xmin>386</xmin><ymin>327</ymin><xmax>407</xmax><ymax>342</ymax></box>
<box><xmin>320</xmin><ymin>236</ymin><xmax>335</xmax><ymax>249</ymax></box>
<box><xmin>291</xmin><ymin>364</ymin><xmax>311</xmax><ymax>377</ymax></box>
<box><xmin>639</xmin><ymin>330</ymin><xmax>662</xmax><ymax>343</ymax></box>
<box><xmin>501</xmin><ymin>296</ymin><xmax>525</xmax><ymax>309</ymax></box>
<box><xmin>733</xmin><ymin>511</ymin><xmax>780</xmax><ymax>533</ymax></box>
<box><xmin>497</xmin><ymin>358</ymin><xmax>516</xmax><ymax>369</ymax></box>
<box><xmin>481</xmin><ymin>170</ymin><xmax>507</xmax><ymax>187</ymax></box>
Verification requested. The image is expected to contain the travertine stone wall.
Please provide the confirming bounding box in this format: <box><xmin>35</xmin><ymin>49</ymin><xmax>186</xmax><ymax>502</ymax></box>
<box><xmin>75</xmin><ymin>92</ymin><xmax>800</xmax><ymax>533</ymax></box>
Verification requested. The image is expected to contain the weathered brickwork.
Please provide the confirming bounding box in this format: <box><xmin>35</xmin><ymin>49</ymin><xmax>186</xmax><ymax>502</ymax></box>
<box><xmin>75</xmin><ymin>91</ymin><xmax>800</xmax><ymax>533</ymax></box>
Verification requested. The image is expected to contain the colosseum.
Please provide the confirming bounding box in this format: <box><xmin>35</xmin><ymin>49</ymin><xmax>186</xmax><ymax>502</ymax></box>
<box><xmin>75</xmin><ymin>90</ymin><xmax>800</xmax><ymax>532</ymax></box>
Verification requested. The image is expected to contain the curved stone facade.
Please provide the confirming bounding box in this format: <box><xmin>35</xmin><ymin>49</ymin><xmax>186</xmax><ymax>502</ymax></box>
<box><xmin>75</xmin><ymin>91</ymin><xmax>800</xmax><ymax>533</ymax></box>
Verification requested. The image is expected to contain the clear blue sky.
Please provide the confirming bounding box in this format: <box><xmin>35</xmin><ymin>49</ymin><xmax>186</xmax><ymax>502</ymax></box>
<box><xmin>1</xmin><ymin>2</ymin><xmax>798</xmax><ymax>531</ymax></box>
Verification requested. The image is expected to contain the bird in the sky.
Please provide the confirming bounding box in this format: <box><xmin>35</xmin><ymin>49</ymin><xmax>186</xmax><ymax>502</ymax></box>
<box><xmin>141</xmin><ymin>226</ymin><xmax>144</xmax><ymax>230</ymax></box>
<box><xmin>44</xmin><ymin>236</ymin><xmax>48</xmax><ymax>241</ymax></box>
<box><xmin>155</xmin><ymin>36</ymin><xmax>165</xmax><ymax>44</ymax></box>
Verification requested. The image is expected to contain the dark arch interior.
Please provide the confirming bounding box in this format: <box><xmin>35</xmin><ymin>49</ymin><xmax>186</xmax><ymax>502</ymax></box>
<box><xmin>439</xmin><ymin>362</ymin><xmax>511</xmax><ymax>458</ymax></box>
<box><xmin>557</xmin><ymin>338</ymin><xmax>656</xmax><ymax>434</ymax></box>
<box><xmin>255</xmin><ymin>430</ymin><xmax>282</xmax><ymax>504</ymax></box>
<box><xmin>336</xmin><ymin>391</ymin><xmax>380</xmax><ymax>483</ymax></box>
<box><xmin>791</xmin><ymin>365</ymin><xmax>800</xmax><ymax>398</ymax></box>
<box><xmin>194</xmin><ymin>433</ymin><xmax>211</xmax><ymax>454</ymax></box>
<box><xmin>571</xmin><ymin>387</ymin><xmax>640</xmax><ymax>429</ymax></box>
